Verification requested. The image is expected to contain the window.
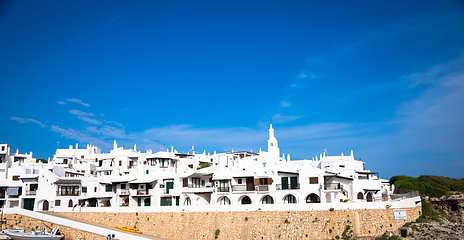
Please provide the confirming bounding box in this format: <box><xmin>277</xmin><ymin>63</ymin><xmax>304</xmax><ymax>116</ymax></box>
<box><xmin>81</xmin><ymin>155</ymin><xmax>84</xmax><ymax>159</ymax></box>
<box><xmin>12</xmin><ymin>176</ymin><xmax>20</xmax><ymax>181</ymax></box>
<box><xmin>55</xmin><ymin>200</ymin><xmax>61</xmax><ymax>206</ymax></box>
<box><xmin>309</xmin><ymin>177</ymin><xmax>318</xmax><ymax>184</ymax></box>
<box><xmin>238</xmin><ymin>179</ymin><xmax>242</xmax><ymax>184</ymax></box>
<box><xmin>121</xmin><ymin>184</ymin><xmax>126</xmax><ymax>189</ymax></box>
<box><xmin>105</xmin><ymin>185</ymin><xmax>113</xmax><ymax>192</ymax></box>
<box><xmin>339</xmin><ymin>165</ymin><xmax>345</xmax><ymax>168</ymax></box>
<box><xmin>219</xmin><ymin>180</ymin><xmax>229</xmax><ymax>192</ymax></box>
<box><xmin>29</xmin><ymin>184</ymin><xmax>38</xmax><ymax>191</ymax></box>
<box><xmin>357</xmin><ymin>192</ymin><xmax>364</xmax><ymax>200</ymax></box>
<box><xmin>192</xmin><ymin>178</ymin><xmax>200</xmax><ymax>188</ymax></box>
<box><xmin>82</xmin><ymin>187</ymin><xmax>87</xmax><ymax>193</ymax></box>
<box><xmin>219</xmin><ymin>196</ymin><xmax>230</xmax><ymax>205</ymax></box>
<box><xmin>63</xmin><ymin>159</ymin><xmax>68</xmax><ymax>164</ymax></box>
<box><xmin>160</xmin><ymin>159</ymin><xmax>169</xmax><ymax>168</ymax></box>
<box><xmin>283</xmin><ymin>194</ymin><xmax>297</xmax><ymax>204</ymax></box>
<box><xmin>1</xmin><ymin>146</ymin><xmax>4</xmax><ymax>151</ymax></box>
<box><xmin>119</xmin><ymin>161</ymin><xmax>122</xmax><ymax>166</ymax></box>
<box><xmin>160</xmin><ymin>197</ymin><xmax>172</xmax><ymax>206</ymax></box>
<box><xmin>94</xmin><ymin>187</ymin><xmax>97</xmax><ymax>192</ymax></box>
<box><xmin>146</xmin><ymin>170</ymin><xmax>149</xmax><ymax>174</ymax></box>
<box><xmin>183</xmin><ymin>178</ymin><xmax>188</xmax><ymax>188</ymax></box>
<box><xmin>59</xmin><ymin>186</ymin><xmax>79</xmax><ymax>196</ymax></box>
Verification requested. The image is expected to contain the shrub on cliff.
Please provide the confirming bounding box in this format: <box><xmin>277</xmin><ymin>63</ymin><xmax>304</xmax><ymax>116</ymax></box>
<box><xmin>389</xmin><ymin>175</ymin><xmax>464</xmax><ymax>197</ymax></box>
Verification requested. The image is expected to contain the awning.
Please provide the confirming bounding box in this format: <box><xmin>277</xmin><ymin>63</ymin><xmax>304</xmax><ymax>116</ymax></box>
<box><xmin>129</xmin><ymin>175</ymin><xmax>158</xmax><ymax>184</ymax></box>
<box><xmin>55</xmin><ymin>179</ymin><xmax>81</xmax><ymax>185</ymax></box>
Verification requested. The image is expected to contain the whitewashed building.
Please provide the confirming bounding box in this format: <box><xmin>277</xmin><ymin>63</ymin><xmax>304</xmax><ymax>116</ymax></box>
<box><xmin>0</xmin><ymin>124</ymin><xmax>412</xmax><ymax>212</ymax></box>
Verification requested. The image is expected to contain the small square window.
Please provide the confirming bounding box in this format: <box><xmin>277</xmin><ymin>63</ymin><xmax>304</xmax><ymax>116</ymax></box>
<box><xmin>238</xmin><ymin>179</ymin><xmax>242</xmax><ymax>184</ymax></box>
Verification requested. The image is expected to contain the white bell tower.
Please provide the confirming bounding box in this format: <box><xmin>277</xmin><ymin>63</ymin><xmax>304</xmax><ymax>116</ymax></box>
<box><xmin>267</xmin><ymin>124</ymin><xmax>280</xmax><ymax>162</ymax></box>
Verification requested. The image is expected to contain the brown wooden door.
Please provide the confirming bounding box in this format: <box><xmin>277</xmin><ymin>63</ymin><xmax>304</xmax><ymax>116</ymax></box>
<box><xmin>43</xmin><ymin>200</ymin><xmax>49</xmax><ymax>211</ymax></box>
<box><xmin>246</xmin><ymin>177</ymin><xmax>254</xmax><ymax>191</ymax></box>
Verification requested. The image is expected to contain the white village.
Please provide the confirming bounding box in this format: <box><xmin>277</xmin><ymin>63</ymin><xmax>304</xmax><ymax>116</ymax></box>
<box><xmin>0</xmin><ymin>124</ymin><xmax>420</xmax><ymax>215</ymax></box>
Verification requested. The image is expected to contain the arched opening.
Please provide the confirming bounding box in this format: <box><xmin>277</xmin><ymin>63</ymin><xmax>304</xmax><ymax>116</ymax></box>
<box><xmin>325</xmin><ymin>193</ymin><xmax>331</xmax><ymax>203</ymax></box>
<box><xmin>122</xmin><ymin>198</ymin><xmax>129</xmax><ymax>206</ymax></box>
<box><xmin>357</xmin><ymin>192</ymin><xmax>364</xmax><ymax>200</ymax></box>
<box><xmin>43</xmin><ymin>200</ymin><xmax>49</xmax><ymax>211</ymax></box>
<box><xmin>261</xmin><ymin>195</ymin><xmax>274</xmax><ymax>204</ymax></box>
<box><xmin>240</xmin><ymin>196</ymin><xmax>252</xmax><ymax>205</ymax></box>
<box><xmin>100</xmin><ymin>198</ymin><xmax>111</xmax><ymax>207</ymax></box>
<box><xmin>219</xmin><ymin>196</ymin><xmax>231</xmax><ymax>205</ymax></box>
<box><xmin>366</xmin><ymin>192</ymin><xmax>373</xmax><ymax>202</ymax></box>
<box><xmin>183</xmin><ymin>197</ymin><xmax>191</xmax><ymax>206</ymax></box>
<box><xmin>306</xmin><ymin>194</ymin><xmax>320</xmax><ymax>203</ymax></box>
<box><xmin>283</xmin><ymin>194</ymin><xmax>297</xmax><ymax>204</ymax></box>
<box><xmin>68</xmin><ymin>199</ymin><xmax>73</xmax><ymax>207</ymax></box>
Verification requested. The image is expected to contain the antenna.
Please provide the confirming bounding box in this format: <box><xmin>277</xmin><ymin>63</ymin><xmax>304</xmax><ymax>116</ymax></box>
<box><xmin>270</xmin><ymin>117</ymin><xmax>272</xmax><ymax>125</ymax></box>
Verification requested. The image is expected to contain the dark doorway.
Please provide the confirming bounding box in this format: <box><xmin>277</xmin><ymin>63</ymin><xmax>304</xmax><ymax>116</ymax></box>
<box><xmin>306</xmin><ymin>194</ymin><xmax>320</xmax><ymax>203</ymax></box>
<box><xmin>241</xmin><ymin>196</ymin><xmax>251</xmax><ymax>204</ymax></box>
<box><xmin>23</xmin><ymin>199</ymin><xmax>34</xmax><ymax>211</ymax></box>
<box><xmin>246</xmin><ymin>177</ymin><xmax>254</xmax><ymax>191</ymax></box>
<box><xmin>366</xmin><ymin>192</ymin><xmax>373</xmax><ymax>202</ymax></box>
<box><xmin>43</xmin><ymin>200</ymin><xmax>49</xmax><ymax>211</ymax></box>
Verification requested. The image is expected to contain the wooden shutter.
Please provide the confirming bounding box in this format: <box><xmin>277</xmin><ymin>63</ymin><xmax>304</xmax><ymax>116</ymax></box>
<box><xmin>268</xmin><ymin>178</ymin><xmax>273</xmax><ymax>185</ymax></box>
<box><xmin>254</xmin><ymin>178</ymin><xmax>260</xmax><ymax>185</ymax></box>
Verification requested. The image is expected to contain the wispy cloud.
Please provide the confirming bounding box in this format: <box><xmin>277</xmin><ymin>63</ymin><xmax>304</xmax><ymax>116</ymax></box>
<box><xmin>50</xmin><ymin>125</ymin><xmax>110</xmax><ymax>148</ymax></box>
<box><xmin>280</xmin><ymin>100</ymin><xmax>291</xmax><ymax>108</ymax></box>
<box><xmin>272</xmin><ymin>113</ymin><xmax>304</xmax><ymax>124</ymax></box>
<box><xmin>9</xmin><ymin>117</ymin><xmax>45</xmax><ymax>127</ymax></box>
<box><xmin>68</xmin><ymin>110</ymin><xmax>101</xmax><ymax>125</ymax></box>
<box><xmin>66</xmin><ymin>99</ymin><xmax>90</xmax><ymax>107</ymax></box>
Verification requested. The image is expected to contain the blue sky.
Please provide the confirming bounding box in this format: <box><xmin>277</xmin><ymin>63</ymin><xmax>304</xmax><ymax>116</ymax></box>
<box><xmin>1</xmin><ymin>1</ymin><xmax>464</xmax><ymax>178</ymax></box>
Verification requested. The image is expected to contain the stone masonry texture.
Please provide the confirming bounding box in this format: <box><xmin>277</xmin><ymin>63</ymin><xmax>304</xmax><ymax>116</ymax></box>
<box><xmin>50</xmin><ymin>206</ymin><xmax>421</xmax><ymax>240</ymax></box>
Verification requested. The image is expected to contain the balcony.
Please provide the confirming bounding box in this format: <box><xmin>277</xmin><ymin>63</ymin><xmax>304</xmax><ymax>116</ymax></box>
<box><xmin>256</xmin><ymin>185</ymin><xmax>269</xmax><ymax>192</ymax></box>
<box><xmin>324</xmin><ymin>183</ymin><xmax>341</xmax><ymax>190</ymax></box>
<box><xmin>231</xmin><ymin>185</ymin><xmax>256</xmax><ymax>192</ymax></box>
<box><xmin>26</xmin><ymin>190</ymin><xmax>37</xmax><ymax>196</ymax></box>
<box><xmin>217</xmin><ymin>187</ymin><xmax>230</xmax><ymax>192</ymax></box>
<box><xmin>187</xmin><ymin>183</ymin><xmax>213</xmax><ymax>188</ymax></box>
<box><xmin>276</xmin><ymin>184</ymin><xmax>300</xmax><ymax>190</ymax></box>
<box><xmin>56</xmin><ymin>191</ymin><xmax>80</xmax><ymax>196</ymax></box>
<box><xmin>118</xmin><ymin>189</ymin><xmax>130</xmax><ymax>195</ymax></box>
<box><xmin>136</xmin><ymin>190</ymin><xmax>149</xmax><ymax>195</ymax></box>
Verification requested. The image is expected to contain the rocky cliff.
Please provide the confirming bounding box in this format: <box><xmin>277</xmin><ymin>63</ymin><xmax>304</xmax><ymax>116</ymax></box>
<box><xmin>403</xmin><ymin>194</ymin><xmax>464</xmax><ymax>240</ymax></box>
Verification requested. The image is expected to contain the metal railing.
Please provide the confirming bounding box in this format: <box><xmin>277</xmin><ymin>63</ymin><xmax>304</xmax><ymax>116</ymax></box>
<box><xmin>217</xmin><ymin>187</ymin><xmax>230</xmax><ymax>192</ymax></box>
<box><xmin>256</xmin><ymin>185</ymin><xmax>269</xmax><ymax>191</ymax></box>
<box><xmin>136</xmin><ymin>190</ymin><xmax>149</xmax><ymax>195</ymax></box>
<box><xmin>56</xmin><ymin>191</ymin><xmax>80</xmax><ymax>196</ymax></box>
<box><xmin>26</xmin><ymin>190</ymin><xmax>37</xmax><ymax>195</ymax></box>
<box><xmin>118</xmin><ymin>189</ymin><xmax>130</xmax><ymax>195</ymax></box>
<box><xmin>276</xmin><ymin>184</ymin><xmax>300</xmax><ymax>190</ymax></box>
<box><xmin>232</xmin><ymin>185</ymin><xmax>248</xmax><ymax>192</ymax></box>
<box><xmin>324</xmin><ymin>183</ymin><xmax>341</xmax><ymax>190</ymax></box>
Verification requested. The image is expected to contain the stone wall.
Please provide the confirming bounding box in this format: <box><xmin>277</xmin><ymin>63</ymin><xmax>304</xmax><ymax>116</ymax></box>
<box><xmin>59</xmin><ymin>206</ymin><xmax>421</xmax><ymax>240</ymax></box>
<box><xmin>2</xmin><ymin>213</ymin><xmax>105</xmax><ymax>240</ymax></box>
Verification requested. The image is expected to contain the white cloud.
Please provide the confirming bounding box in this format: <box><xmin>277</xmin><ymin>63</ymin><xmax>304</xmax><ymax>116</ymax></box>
<box><xmin>69</xmin><ymin>110</ymin><xmax>101</xmax><ymax>125</ymax></box>
<box><xmin>66</xmin><ymin>99</ymin><xmax>90</xmax><ymax>107</ymax></box>
<box><xmin>272</xmin><ymin>113</ymin><xmax>304</xmax><ymax>124</ymax></box>
<box><xmin>280</xmin><ymin>100</ymin><xmax>291</xmax><ymax>107</ymax></box>
<box><xmin>50</xmin><ymin>125</ymin><xmax>110</xmax><ymax>148</ymax></box>
<box><xmin>57</xmin><ymin>101</ymin><xmax>66</xmax><ymax>105</ymax></box>
<box><xmin>9</xmin><ymin>117</ymin><xmax>45</xmax><ymax>127</ymax></box>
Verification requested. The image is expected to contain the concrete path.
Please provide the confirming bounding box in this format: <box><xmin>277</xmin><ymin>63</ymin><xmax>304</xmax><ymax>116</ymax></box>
<box><xmin>3</xmin><ymin>208</ymin><xmax>166</xmax><ymax>240</ymax></box>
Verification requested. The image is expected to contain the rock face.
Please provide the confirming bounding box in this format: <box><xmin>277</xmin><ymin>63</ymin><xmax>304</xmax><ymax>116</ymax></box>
<box><xmin>404</xmin><ymin>194</ymin><xmax>464</xmax><ymax>240</ymax></box>
<box><xmin>429</xmin><ymin>194</ymin><xmax>464</xmax><ymax>224</ymax></box>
